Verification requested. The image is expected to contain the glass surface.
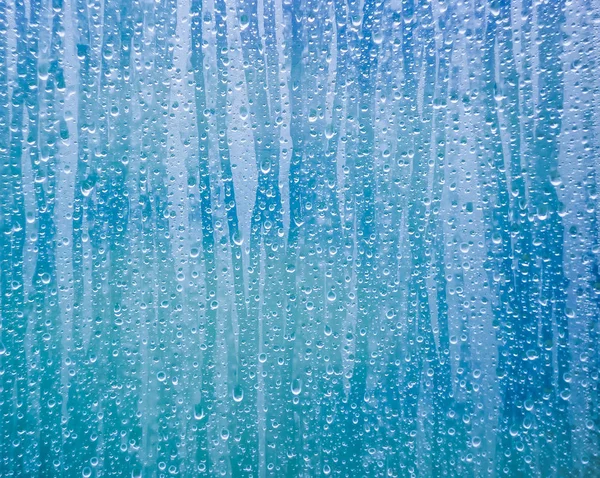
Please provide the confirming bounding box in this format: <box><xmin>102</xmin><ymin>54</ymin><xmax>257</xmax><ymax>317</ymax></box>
<box><xmin>0</xmin><ymin>0</ymin><xmax>598</xmax><ymax>476</ymax></box>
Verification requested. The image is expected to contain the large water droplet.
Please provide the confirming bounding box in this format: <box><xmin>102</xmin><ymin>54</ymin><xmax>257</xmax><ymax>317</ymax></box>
<box><xmin>291</xmin><ymin>378</ymin><xmax>302</xmax><ymax>396</ymax></box>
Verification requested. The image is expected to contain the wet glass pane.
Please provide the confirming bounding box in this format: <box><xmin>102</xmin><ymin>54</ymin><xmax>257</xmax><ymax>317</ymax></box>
<box><xmin>0</xmin><ymin>0</ymin><xmax>598</xmax><ymax>476</ymax></box>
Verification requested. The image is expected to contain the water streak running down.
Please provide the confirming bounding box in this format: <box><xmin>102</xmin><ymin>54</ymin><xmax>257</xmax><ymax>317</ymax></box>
<box><xmin>0</xmin><ymin>0</ymin><xmax>599</xmax><ymax>476</ymax></box>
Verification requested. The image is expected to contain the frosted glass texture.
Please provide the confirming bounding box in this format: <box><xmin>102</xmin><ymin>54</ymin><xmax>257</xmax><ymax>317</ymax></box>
<box><xmin>0</xmin><ymin>0</ymin><xmax>598</xmax><ymax>476</ymax></box>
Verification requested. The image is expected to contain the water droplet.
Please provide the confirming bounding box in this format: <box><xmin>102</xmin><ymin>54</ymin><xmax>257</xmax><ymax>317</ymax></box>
<box><xmin>81</xmin><ymin>181</ymin><xmax>94</xmax><ymax>197</ymax></box>
<box><xmin>194</xmin><ymin>405</ymin><xmax>206</xmax><ymax>421</ymax></box>
<box><xmin>233</xmin><ymin>231</ymin><xmax>244</xmax><ymax>246</ymax></box>
<box><xmin>239</xmin><ymin>14</ymin><xmax>249</xmax><ymax>30</ymax></box>
<box><xmin>291</xmin><ymin>378</ymin><xmax>302</xmax><ymax>396</ymax></box>
<box><xmin>233</xmin><ymin>385</ymin><xmax>244</xmax><ymax>402</ymax></box>
<box><xmin>260</xmin><ymin>160</ymin><xmax>271</xmax><ymax>174</ymax></box>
